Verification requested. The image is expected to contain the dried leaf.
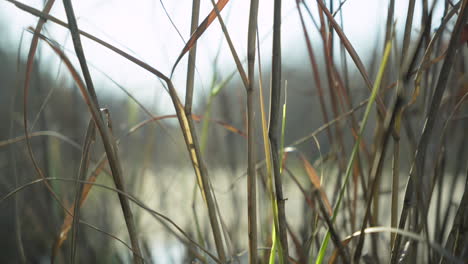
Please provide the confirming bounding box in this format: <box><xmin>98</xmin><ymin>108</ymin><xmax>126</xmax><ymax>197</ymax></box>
<box><xmin>299</xmin><ymin>154</ymin><xmax>332</xmax><ymax>216</ymax></box>
<box><xmin>171</xmin><ymin>0</ymin><xmax>230</xmax><ymax>74</ymax></box>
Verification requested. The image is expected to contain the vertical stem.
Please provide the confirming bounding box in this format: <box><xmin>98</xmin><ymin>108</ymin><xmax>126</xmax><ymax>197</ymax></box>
<box><xmin>295</xmin><ymin>1</ymin><xmax>333</xmax><ymax>146</ymax></box>
<box><xmin>247</xmin><ymin>0</ymin><xmax>259</xmax><ymax>263</ymax></box>
<box><xmin>61</xmin><ymin>0</ymin><xmax>143</xmax><ymax>262</ymax></box>
<box><xmin>184</xmin><ymin>1</ymin><xmax>226</xmax><ymax>261</ymax></box>
<box><xmin>270</xmin><ymin>0</ymin><xmax>289</xmax><ymax>262</ymax></box>
<box><xmin>391</xmin><ymin>119</ymin><xmax>400</xmax><ymax>248</ymax></box>
<box><xmin>401</xmin><ymin>0</ymin><xmax>416</xmax><ymax>64</ymax></box>
<box><xmin>391</xmin><ymin>2</ymin><xmax>468</xmax><ymax>262</ymax></box>
<box><xmin>185</xmin><ymin>0</ymin><xmax>200</xmax><ymax>113</ymax></box>
<box><xmin>353</xmin><ymin>95</ymin><xmax>403</xmax><ymax>262</ymax></box>
<box><xmin>70</xmin><ymin>120</ymin><xmax>95</xmax><ymax>264</ymax></box>
<box><xmin>167</xmin><ymin>80</ymin><xmax>227</xmax><ymax>262</ymax></box>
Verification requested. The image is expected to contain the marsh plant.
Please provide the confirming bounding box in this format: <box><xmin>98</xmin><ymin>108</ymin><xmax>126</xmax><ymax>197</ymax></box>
<box><xmin>0</xmin><ymin>0</ymin><xmax>467</xmax><ymax>263</ymax></box>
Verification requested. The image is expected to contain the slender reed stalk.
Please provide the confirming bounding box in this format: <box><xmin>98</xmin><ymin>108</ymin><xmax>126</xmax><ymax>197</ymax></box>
<box><xmin>0</xmin><ymin>177</ymin><xmax>221</xmax><ymax>263</ymax></box>
<box><xmin>247</xmin><ymin>0</ymin><xmax>259</xmax><ymax>263</ymax></box>
<box><xmin>60</xmin><ymin>1</ymin><xmax>144</xmax><ymax>262</ymax></box>
<box><xmin>315</xmin><ymin>37</ymin><xmax>392</xmax><ymax>264</ymax></box>
<box><xmin>296</xmin><ymin>1</ymin><xmax>333</xmax><ymax>145</ymax></box>
<box><xmin>255</xmin><ymin>31</ymin><xmax>281</xmax><ymax>264</ymax></box>
<box><xmin>401</xmin><ymin>0</ymin><xmax>416</xmax><ymax>65</ymax></box>
<box><xmin>185</xmin><ymin>0</ymin><xmax>200</xmax><ymax>114</ymax></box>
<box><xmin>70</xmin><ymin>120</ymin><xmax>95</xmax><ymax>264</ymax></box>
<box><xmin>22</xmin><ymin>0</ymin><xmax>63</xmax><ymax>223</ymax></box>
<box><xmin>270</xmin><ymin>0</ymin><xmax>289</xmax><ymax>262</ymax></box>
<box><xmin>353</xmin><ymin>95</ymin><xmax>403</xmax><ymax>262</ymax></box>
<box><xmin>391</xmin><ymin>2</ymin><xmax>468</xmax><ymax>262</ymax></box>
<box><xmin>315</xmin><ymin>0</ymin><xmax>387</xmax><ymax>117</ymax></box>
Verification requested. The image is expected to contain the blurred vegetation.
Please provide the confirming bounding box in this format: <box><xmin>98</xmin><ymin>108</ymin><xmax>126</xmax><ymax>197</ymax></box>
<box><xmin>1</xmin><ymin>0</ymin><xmax>468</xmax><ymax>263</ymax></box>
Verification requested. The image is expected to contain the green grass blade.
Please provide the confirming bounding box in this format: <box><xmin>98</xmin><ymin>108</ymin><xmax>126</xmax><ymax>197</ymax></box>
<box><xmin>279</xmin><ymin>83</ymin><xmax>288</xmax><ymax>174</ymax></box>
<box><xmin>200</xmin><ymin>71</ymin><xmax>235</xmax><ymax>154</ymax></box>
<box><xmin>315</xmin><ymin>39</ymin><xmax>393</xmax><ymax>264</ymax></box>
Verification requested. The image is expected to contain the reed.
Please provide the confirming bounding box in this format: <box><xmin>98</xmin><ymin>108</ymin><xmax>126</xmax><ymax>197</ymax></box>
<box><xmin>0</xmin><ymin>0</ymin><xmax>467</xmax><ymax>263</ymax></box>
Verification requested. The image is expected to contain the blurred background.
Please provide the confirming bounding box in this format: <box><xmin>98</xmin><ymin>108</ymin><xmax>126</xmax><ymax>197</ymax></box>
<box><xmin>0</xmin><ymin>0</ymin><xmax>467</xmax><ymax>263</ymax></box>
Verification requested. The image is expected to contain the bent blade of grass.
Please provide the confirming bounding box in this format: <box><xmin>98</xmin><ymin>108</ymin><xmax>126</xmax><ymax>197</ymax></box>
<box><xmin>0</xmin><ymin>177</ymin><xmax>220</xmax><ymax>264</ymax></box>
<box><xmin>61</xmin><ymin>0</ymin><xmax>145</xmax><ymax>261</ymax></box>
<box><xmin>0</xmin><ymin>131</ymin><xmax>81</xmax><ymax>150</ymax></box>
<box><xmin>32</xmin><ymin>29</ymin><xmax>225</xmax><ymax>262</ymax></box>
<box><xmin>55</xmin><ymin>111</ymin><xmax>245</xmax><ymax>246</ymax></box>
<box><xmin>208</xmin><ymin>0</ymin><xmax>249</xmax><ymax>88</ymax></box>
<box><xmin>328</xmin><ymin>226</ymin><xmax>464</xmax><ymax>264</ymax></box>
<box><xmin>171</xmin><ymin>0</ymin><xmax>230</xmax><ymax>75</ymax></box>
<box><xmin>392</xmin><ymin>4</ymin><xmax>468</xmax><ymax>262</ymax></box>
<box><xmin>315</xmin><ymin>39</ymin><xmax>392</xmax><ymax>264</ymax></box>
<box><xmin>314</xmin><ymin>0</ymin><xmax>386</xmax><ymax>117</ymax></box>
<box><xmin>296</xmin><ymin>0</ymin><xmax>333</xmax><ymax>145</ymax></box>
<box><xmin>15</xmin><ymin>2</ymin><xmax>227</xmax><ymax>260</ymax></box>
<box><xmin>69</xmin><ymin>119</ymin><xmax>95</xmax><ymax>264</ymax></box>
<box><xmin>21</xmin><ymin>0</ymin><xmax>72</xmax><ymax>241</ymax></box>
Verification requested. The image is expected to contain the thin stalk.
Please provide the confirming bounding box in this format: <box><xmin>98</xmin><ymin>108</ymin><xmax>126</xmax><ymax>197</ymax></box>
<box><xmin>440</xmin><ymin>167</ymin><xmax>468</xmax><ymax>263</ymax></box>
<box><xmin>317</xmin><ymin>1</ymin><xmax>341</xmax><ymax>129</ymax></box>
<box><xmin>314</xmin><ymin>191</ymin><xmax>350</xmax><ymax>264</ymax></box>
<box><xmin>70</xmin><ymin>120</ymin><xmax>95</xmax><ymax>264</ymax></box>
<box><xmin>22</xmin><ymin>0</ymin><xmax>65</xmax><ymax>234</ymax></box>
<box><xmin>172</xmin><ymin>83</ymin><xmax>227</xmax><ymax>262</ymax></box>
<box><xmin>61</xmin><ymin>0</ymin><xmax>143</xmax><ymax>262</ymax></box>
<box><xmin>315</xmin><ymin>38</ymin><xmax>392</xmax><ymax>264</ymax></box>
<box><xmin>191</xmin><ymin>183</ymin><xmax>207</xmax><ymax>250</ymax></box>
<box><xmin>12</xmin><ymin>33</ymin><xmax>26</xmax><ymax>264</ymax></box>
<box><xmin>200</xmin><ymin>71</ymin><xmax>235</xmax><ymax>153</ymax></box>
<box><xmin>435</xmin><ymin>79</ymin><xmax>468</xmax><ymax>263</ymax></box>
<box><xmin>329</xmin><ymin>226</ymin><xmax>464</xmax><ymax>264</ymax></box>
<box><xmin>270</xmin><ymin>0</ymin><xmax>289</xmax><ymax>262</ymax></box>
<box><xmin>247</xmin><ymin>0</ymin><xmax>259</xmax><ymax>263</ymax></box>
<box><xmin>208</xmin><ymin>0</ymin><xmax>249</xmax><ymax>88</ymax></box>
<box><xmin>314</xmin><ymin>0</ymin><xmax>387</xmax><ymax>118</ymax></box>
<box><xmin>279</xmin><ymin>85</ymin><xmax>287</xmax><ymax>174</ymax></box>
<box><xmin>391</xmin><ymin>112</ymin><xmax>401</xmax><ymax>248</ymax></box>
<box><xmin>385</xmin><ymin>3</ymin><xmax>399</xmax><ymax>249</ymax></box>
<box><xmin>401</xmin><ymin>0</ymin><xmax>416</xmax><ymax>65</ymax></box>
<box><xmin>26</xmin><ymin>6</ymin><xmax>225</xmax><ymax>264</ymax></box>
<box><xmin>296</xmin><ymin>1</ymin><xmax>333</xmax><ymax>145</ymax></box>
<box><xmin>36</xmin><ymin>0</ymin><xmax>226</xmax><ymax>259</ymax></box>
<box><xmin>184</xmin><ymin>1</ymin><xmax>210</xmax><ymax>258</ymax></box>
<box><xmin>185</xmin><ymin>0</ymin><xmax>200</xmax><ymax>114</ymax></box>
<box><xmin>29</xmin><ymin>30</ymin><xmax>231</xmax><ymax>263</ymax></box>
<box><xmin>391</xmin><ymin>3</ymin><xmax>468</xmax><ymax>262</ymax></box>
<box><xmin>353</xmin><ymin>95</ymin><xmax>403</xmax><ymax>262</ymax></box>
<box><xmin>0</xmin><ymin>177</ymin><xmax>221</xmax><ymax>263</ymax></box>
<box><xmin>256</xmin><ymin>32</ymin><xmax>281</xmax><ymax>264</ymax></box>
